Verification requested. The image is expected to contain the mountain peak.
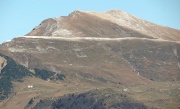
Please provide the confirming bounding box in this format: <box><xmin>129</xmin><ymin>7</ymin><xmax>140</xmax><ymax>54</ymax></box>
<box><xmin>106</xmin><ymin>10</ymin><xmax>135</xmax><ymax>19</ymax></box>
<box><xmin>25</xmin><ymin>10</ymin><xmax>180</xmax><ymax>41</ymax></box>
<box><xmin>68</xmin><ymin>10</ymin><xmax>84</xmax><ymax>16</ymax></box>
<box><xmin>106</xmin><ymin>9</ymin><xmax>125</xmax><ymax>14</ymax></box>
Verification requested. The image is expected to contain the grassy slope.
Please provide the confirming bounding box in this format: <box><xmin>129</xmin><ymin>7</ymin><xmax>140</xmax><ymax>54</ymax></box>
<box><xmin>0</xmin><ymin>38</ymin><xmax>180</xmax><ymax>109</ymax></box>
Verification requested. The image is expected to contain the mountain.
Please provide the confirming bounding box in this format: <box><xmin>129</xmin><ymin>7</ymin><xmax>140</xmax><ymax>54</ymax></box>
<box><xmin>26</xmin><ymin>10</ymin><xmax>180</xmax><ymax>41</ymax></box>
<box><xmin>0</xmin><ymin>10</ymin><xmax>180</xmax><ymax>109</ymax></box>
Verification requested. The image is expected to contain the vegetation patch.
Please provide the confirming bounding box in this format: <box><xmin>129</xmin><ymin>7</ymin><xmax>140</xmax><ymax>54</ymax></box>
<box><xmin>24</xmin><ymin>98</ymin><xmax>35</xmax><ymax>109</ymax></box>
<box><xmin>34</xmin><ymin>68</ymin><xmax>55</xmax><ymax>80</ymax></box>
<box><xmin>34</xmin><ymin>68</ymin><xmax>66</xmax><ymax>81</ymax></box>
<box><xmin>110</xmin><ymin>101</ymin><xmax>154</xmax><ymax>109</ymax></box>
<box><xmin>32</xmin><ymin>99</ymin><xmax>54</xmax><ymax>109</ymax></box>
<box><xmin>33</xmin><ymin>89</ymin><xmax>152</xmax><ymax>109</ymax></box>
<box><xmin>0</xmin><ymin>53</ymin><xmax>32</xmax><ymax>101</ymax></box>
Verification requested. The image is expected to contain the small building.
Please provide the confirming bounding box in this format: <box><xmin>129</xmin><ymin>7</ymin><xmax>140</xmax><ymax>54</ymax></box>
<box><xmin>27</xmin><ymin>85</ymin><xmax>33</xmax><ymax>88</ymax></box>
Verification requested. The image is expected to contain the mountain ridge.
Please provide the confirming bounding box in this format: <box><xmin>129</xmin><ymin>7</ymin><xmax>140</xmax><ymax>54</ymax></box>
<box><xmin>26</xmin><ymin>10</ymin><xmax>180</xmax><ymax>41</ymax></box>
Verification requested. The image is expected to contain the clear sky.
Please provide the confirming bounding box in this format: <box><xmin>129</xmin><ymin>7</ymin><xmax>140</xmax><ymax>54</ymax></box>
<box><xmin>0</xmin><ymin>0</ymin><xmax>180</xmax><ymax>43</ymax></box>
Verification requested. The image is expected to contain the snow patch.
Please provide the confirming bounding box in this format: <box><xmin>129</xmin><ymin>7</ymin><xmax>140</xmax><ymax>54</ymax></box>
<box><xmin>76</xmin><ymin>52</ymin><xmax>87</xmax><ymax>58</ymax></box>
<box><xmin>178</xmin><ymin>62</ymin><xmax>180</xmax><ymax>69</ymax></box>
<box><xmin>52</xmin><ymin>29</ymin><xmax>72</xmax><ymax>36</ymax></box>
<box><xmin>173</xmin><ymin>48</ymin><xmax>178</xmax><ymax>57</ymax></box>
<box><xmin>9</xmin><ymin>48</ymin><xmax>26</xmax><ymax>52</ymax></box>
<box><xmin>36</xmin><ymin>46</ymin><xmax>45</xmax><ymax>52</ymax></box>
<box><xmin>19</xmin><ymin>36</ymin><xmax>180</xmax><ymax>43</ymax></box>
<box><xmin>46</xmin><ymin>46</ymin><xmax>59</xmax><ymax>51</ymax></box>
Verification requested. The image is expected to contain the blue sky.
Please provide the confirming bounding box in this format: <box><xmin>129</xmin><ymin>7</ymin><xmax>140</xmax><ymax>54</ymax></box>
<box><xmin>0</xmin><ymin>0</ymin><xmax>180</xmax><ymax>43</ymax></box>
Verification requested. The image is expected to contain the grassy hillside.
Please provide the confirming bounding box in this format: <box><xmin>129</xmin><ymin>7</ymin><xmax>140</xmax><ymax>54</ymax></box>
<box><xmin>0</xmin><ymin>53</ymin><xmax>65</xmax><ymax>102</ymax></box>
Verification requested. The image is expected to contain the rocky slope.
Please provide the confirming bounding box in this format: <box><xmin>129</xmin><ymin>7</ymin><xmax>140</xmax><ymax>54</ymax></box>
<box><xmin>0</xmin><ymin>10</ymin><xmax>180</xmax><ymax>109</ymax></box>
<box><xmin>26</xmin><ymin>10</ymin><xmax>180</xmax><ymax>41</ymax></box>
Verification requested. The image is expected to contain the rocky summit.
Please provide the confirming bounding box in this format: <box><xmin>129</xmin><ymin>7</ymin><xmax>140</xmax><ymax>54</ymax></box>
<box><xmin>0</xmin><ymin>10</ymin><xmax>180</xmax><ymax>109</ymax></box>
